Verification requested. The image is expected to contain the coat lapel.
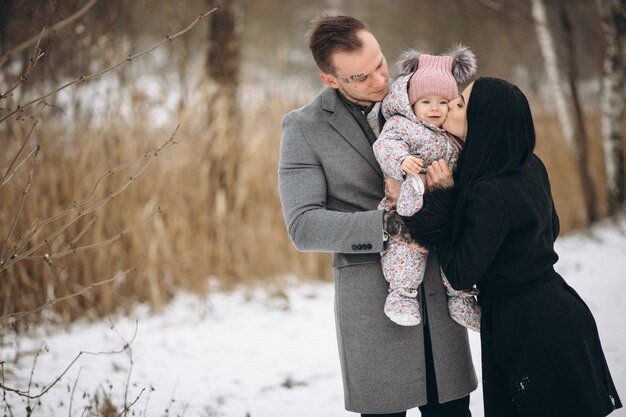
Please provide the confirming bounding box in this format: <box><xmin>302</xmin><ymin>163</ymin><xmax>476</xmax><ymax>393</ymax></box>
<box><xmin>321</xmin><ymin>88</ymin><xmax>383</xmax><ymax>179</ymax></box>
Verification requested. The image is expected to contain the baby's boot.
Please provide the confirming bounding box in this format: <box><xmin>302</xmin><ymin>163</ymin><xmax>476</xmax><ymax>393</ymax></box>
<box><xmin>384</xmin><ymin>287</ymin><xmax>421</xmax><ymax>326</ymax></box>
<box><xmin>447</xmin><ymin>293</ymin><xmax>481</xmax><ymax>332</ymax></box>
<box><xmin>442</xmin><ymin>272</ymin><xmax>481</xmax><ymax>332</ymax></box>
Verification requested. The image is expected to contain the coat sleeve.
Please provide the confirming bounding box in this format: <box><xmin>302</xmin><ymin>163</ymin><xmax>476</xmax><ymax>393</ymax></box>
<box><xmin>435</xmin><ymin>182</ymin><xmax>510</xmax><ymax>291</ymax></box>
<box><xmin>372</xmin><ymin>120</ymin><xmax>410</xmax><ymax>181</ymax></box>
<box><xmin>278</xmin><ymin>112</ymin><xmax>385</xmax><ymax>254</ymax></box>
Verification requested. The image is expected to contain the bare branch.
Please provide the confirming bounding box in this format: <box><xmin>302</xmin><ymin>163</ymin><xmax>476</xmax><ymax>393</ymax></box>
<box><xmin>0</xmin><ymin>121</ymin><xmax>39</xmax><ymax>189</ymax></box>
<box><xmin>0</xmin><ymin>269</ymin><xmax>134</xmax><ymax>325</ymax></box>
<box><xmin>61</xmin><ymin>216</ymin><xmax>97</xmax><ymax>253</ymax></box>
<box><xmin>118</xmin><ymin>389</ymin><xmax>145</xmax><ymax>417</ymax></box>
<box><xmin>31</xmin><ymin>207</ymin><xmax>163</xmax><ymax>263</ymax></box>
<box><xmin>0</xmin><ymin>35</ymin><xmax>45</xmax><ymax>100</ymax></box>
<box><xmin>1</xmin><ymin>126</ymin><xmax>180</xmax><ymax>272</ymax></box>
<box><xmin>0</xmin><ymin>0</ymin><xmax>99</xmax><ymax>67</ymax></box>
<box><xmin>68</xmin><ymin>368</ymin><xmax>82</xmax><ymax>417</ymax></box>
<box><xmin>0</xmin><ymin>8</ymin><xmax>218</xmax><ymax>124</ymax></box>
<box><xmin>0</xmin><ymin>145</ymin><xmax>40</xmax><ymax>265</ymax></box>
<box><xmin>0</xmin><ymin>321</ymin><xmax>139</xmax><ymax>400</ymax></box>
<box><xmin>0</xmin><ymin>362</ymin><xmax>15</xmax><ymax>417</ymax></box>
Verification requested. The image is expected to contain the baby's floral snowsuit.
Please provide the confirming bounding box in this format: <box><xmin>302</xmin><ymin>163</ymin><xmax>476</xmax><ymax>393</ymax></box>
<box><xmin>373</xmin><ymin>73</ymin><xmax>480</xmax><ymax>331</ymax></box>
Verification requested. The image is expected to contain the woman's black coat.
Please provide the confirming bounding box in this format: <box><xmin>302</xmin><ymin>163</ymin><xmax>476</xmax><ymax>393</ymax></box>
<box><xmin>407</xmin><ymin>155</ymin><xmax>622</xmax><ymax>417</ymax></box>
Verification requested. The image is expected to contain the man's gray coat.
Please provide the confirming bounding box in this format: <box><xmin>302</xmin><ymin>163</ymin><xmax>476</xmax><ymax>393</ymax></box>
<box><xmin>278</xmin><ymin>86</ymin><xmax>477</xmax><ymax>414</ymax></box>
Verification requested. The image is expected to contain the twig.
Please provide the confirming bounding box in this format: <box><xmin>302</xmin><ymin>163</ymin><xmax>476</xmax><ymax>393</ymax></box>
<box><xmin>0</xmin><ymin>8</ymin><xmax>218</xmax><ymax>123</ymax></box>
<box><xmin>11</xmin><ymin>126</ymin><xmax>178</xmax><ymax>257</ymax></box>
<box><xmin>33</xmin><ymin>207</ymin><xmax>163</xmax><ymax>263</ymax></box>
<box><xmin>68</xmin><ymin>368</ymin><xmax>82</xmax><ymax>417</ymax></box>
<box><xmin>0</xmin><ymin>121</ymin><xmax>39</xmax><ymax>189</ymax></box>
<box><xmin>0</xmin><ymin>0</ymin><xmax>99</xmax><ymax>67</ymax></box>
<box><xmin>0</xmin><ymin>268</ymin><xmax>134</xmax><ymax>325</ymax></box>
<box><xmin>0</xmin><ymin>145</ymin><xmax>40</xmax><ymax>266</ymax></box>
<box><xmin>112</xmin><ymin>319</ymin><xmax>137</xmax><ymax>417</ymax></box>
<box><xmin>1</xmin><ymin>362</ymin><xmax>15</xmax><ymax>417</ymax></box>
<box><xmin>60</xmin><ymin>216</ymin><xmax>97</xmax><ymax>253</ymax></box>
<box><xmin>117</xmin><ymin>388</ymin><xmax>145</xmax><ymax>417</ymax></box>
<box><xmin>25</xmin><ymin>342</ymin><xmax>46</xmax><ymax>415</ymax></box>
<box><xmin>0</xmin><ymin>321</ymin><xmax>138</xmax><ymax>400</ymax></box>
<box><xmin>0</xmin><ymin>33</ymin><xmax>45</xmax><ymax>101</ymax></box>
<box><xmin>1</xmin><ymin>126</ymin><xmax>180</xmax><ymax>272</ymax></box>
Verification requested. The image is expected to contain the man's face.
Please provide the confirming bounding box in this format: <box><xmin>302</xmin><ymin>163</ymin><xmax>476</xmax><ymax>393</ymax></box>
<box><xmin>321</xmin><ymin>30</ymin><xmax>389</xmax><ymax>106</ymax></box>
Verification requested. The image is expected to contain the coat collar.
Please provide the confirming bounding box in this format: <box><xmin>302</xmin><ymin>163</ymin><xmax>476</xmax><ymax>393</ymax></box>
<box><xmin>321</xmin><ymin>88</ymin><xmax>383</xmax><ymax>179</ymax></box>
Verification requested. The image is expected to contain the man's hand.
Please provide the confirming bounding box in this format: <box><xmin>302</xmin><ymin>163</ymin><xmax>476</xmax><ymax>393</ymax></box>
<box><xmin>383</xmin><ymin>211</ymin><xmax>429</xmax><ymax>253</ymax></box>
<box><xmin>426</xmin><ymin>159</ymin><xmax>454</xmax><ymax>190</ymax></box>
<box><xmin>383</xmin><ymin>211</ymin><xmax>412</xmax><ymax>244</ymax></box>
<box><xmin>401</xmin><ymin>155</ymin><xmax>423</xmax><ymax>176</ymax></box>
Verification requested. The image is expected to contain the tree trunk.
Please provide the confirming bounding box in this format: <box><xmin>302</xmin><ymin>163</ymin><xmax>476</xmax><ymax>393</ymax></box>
<box><xmin>530</xmin><ymin>0</ymin><xmax>575</xmax><ymax>148</ymax></box>
<box><xmin>205</xmin><ymin>0</ymin><xmax>244</xmax><ymax>279</ymax></box>
<box><xmin>560</xmin><ymin>0</ymin><xmax>600</xmax><ymax>222</ymax></box>
<box><xmin>530</xmin><ymin>0</ymin><xmax>600</xmax><ymax>224</ymax></box>
<box><xmin>596</xmin><ymin>0</ymin><xmax>626</xmax><ymax>214</ymax></box>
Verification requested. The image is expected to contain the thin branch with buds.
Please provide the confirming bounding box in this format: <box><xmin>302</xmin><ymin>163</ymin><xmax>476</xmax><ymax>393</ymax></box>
<box><xmin>34</xmin><ymin>207</ymin><xmax>163</xmax><ymax>264</ymax></box>
<box><xmin>0</xmin><ymin>34</ymin><xmax>45</xmax><ymax>101</ymax></box>
<box><xmin>1</xmin><ymin>126</ymin><xmax>180</xmax><ymax>272</ymax></box>
<box><xmin>0</xmin><ymin>321</ymin><xmax>138</xmax><ymax>400</ymax></box>
<box><xmin>0</xmin><ymin>0</ymin><xmax>100</xmax><ymax>67</ymax></box>
<box><xmin>0</xmin><ymin>144</ymin><xmax>40</xmax><ymax>265</ymax></box>
<box><xmin>0</xmin><ymin>8</ymin><xmax>218</xmax><ymax>123</ymax></box>
<box><xmin>0</xmin><ymin>268</ymin><xmax>134</xmax><ymax>325</ymax></box>
<box><xmin>0</xmin><ymin>122</ymin><xmax>39</xmax><ymax>189</ymax></box>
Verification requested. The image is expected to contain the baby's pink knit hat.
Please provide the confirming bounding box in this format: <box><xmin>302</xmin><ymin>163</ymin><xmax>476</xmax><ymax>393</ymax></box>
<box><xmin>399</xmin><ymin>45</ymin><xmax>478</xmax><ymax>106</ymax></box>
<box><xmin>408</xmin><ymin>55</ymin><xmax>457</xmax><ymax>104</ymax></box>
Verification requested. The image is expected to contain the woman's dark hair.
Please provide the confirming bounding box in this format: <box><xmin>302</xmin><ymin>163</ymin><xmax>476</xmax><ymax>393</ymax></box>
<box><xmin>454</xmin><ymin>77</ymin><xmax>536</xmax><ymax>192</ymax></box>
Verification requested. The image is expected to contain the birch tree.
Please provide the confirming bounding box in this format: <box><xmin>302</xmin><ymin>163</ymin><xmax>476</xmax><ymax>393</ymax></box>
<box><xmin>530</xmin><ymin>0</ymin><xmax>600</xmax><ymax>223</ymax></box>
<box><xmin>596</xmin><ymin>0</ymin><xmax>626</xmax><ymax>214</ymax></box>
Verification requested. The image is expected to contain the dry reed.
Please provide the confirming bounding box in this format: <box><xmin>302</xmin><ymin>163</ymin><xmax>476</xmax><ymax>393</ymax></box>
<box><xmin>1</xmin><ymin>78</ymin><xmax>616</xmax><ymax>326</ymax></box>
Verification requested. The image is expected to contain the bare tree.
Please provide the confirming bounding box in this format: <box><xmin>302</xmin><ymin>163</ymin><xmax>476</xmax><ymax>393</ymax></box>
<box><xmin>596</xmin><ymin>0</ymin><xmax>626</xmax><ymax>214</ymax></box>
<box><xmin>204</xmin><ymin>0</ymin><xmax>245</xmax><ymax>278</ymax></box>
<box><xmin>530</xmin><ymin>0</ymin><xmax>600</xmax><ymax>223</ymax></box>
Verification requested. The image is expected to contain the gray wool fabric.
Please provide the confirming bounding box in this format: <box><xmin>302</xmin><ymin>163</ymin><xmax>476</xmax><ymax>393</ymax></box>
<box><xmin>278</xmin><ymin>86</ymin><xmax>477</xmax><ymax>413</ymax></box>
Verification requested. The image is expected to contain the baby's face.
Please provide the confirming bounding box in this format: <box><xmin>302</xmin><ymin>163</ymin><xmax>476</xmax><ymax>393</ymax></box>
<box><xmin>412</xmin><ymin>94</ymin><xmax>449</xmax><ymax>127</ymax></box>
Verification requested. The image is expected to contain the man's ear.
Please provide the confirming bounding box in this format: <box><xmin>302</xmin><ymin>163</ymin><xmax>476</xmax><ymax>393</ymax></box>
<box><xmin>320</xmin><ymin>73</ymin><xmax>339</xmax><ymax>89</ymax></box>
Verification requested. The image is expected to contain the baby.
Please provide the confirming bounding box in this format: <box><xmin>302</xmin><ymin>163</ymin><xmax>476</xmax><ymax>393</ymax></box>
<box><xmin>373</xmin><ymin>45</ymin><xmax>481</xmax><ymax>331</ymax></box>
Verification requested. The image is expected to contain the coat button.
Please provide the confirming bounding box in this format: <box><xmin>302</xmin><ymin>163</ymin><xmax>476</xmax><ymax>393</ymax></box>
<box><xmin>366</xmin><ymin>243</ymin><xmax>372</xmax><ymax>249</ymax></box>
<box><xmin>352</xmin><ymin>244</ymin><xmax>357</xmax><ymax>250</ymax></box>
<box><xmin>357</xmin><ymin>244</ymin><xmax>363</xmax><ymax>250</ymax></box>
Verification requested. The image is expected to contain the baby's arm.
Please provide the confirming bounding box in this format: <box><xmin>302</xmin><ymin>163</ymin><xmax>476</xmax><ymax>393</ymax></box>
<box><xmin>373</xmin><ymin>123</ymin><xmax>413</xmax><ymax>181</ymax></box>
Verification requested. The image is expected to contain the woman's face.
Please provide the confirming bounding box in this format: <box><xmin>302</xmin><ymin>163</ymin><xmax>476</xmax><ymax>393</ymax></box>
<box><xmin>443</xmin><ymin>82</ymin><xmax>474</xmax><ymax>140</ymax></box>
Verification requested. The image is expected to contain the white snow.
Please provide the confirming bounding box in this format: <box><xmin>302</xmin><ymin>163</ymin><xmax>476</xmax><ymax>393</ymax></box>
<box><xmin>2</xmin><ymin>217</ymin><xmax>626</xmax><ymax>417</ymax></box>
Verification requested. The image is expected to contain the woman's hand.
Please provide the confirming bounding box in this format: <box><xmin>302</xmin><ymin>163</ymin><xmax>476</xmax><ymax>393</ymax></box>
<box><xmin>426</xmin><ymin>159</ymin><xmax>454</xmax><ymax>190</ymax></box>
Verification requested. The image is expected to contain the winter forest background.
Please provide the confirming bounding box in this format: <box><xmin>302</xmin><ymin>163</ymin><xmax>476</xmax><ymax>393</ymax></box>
<box><xmin>1</xmin><ymin>0</ymin><xmax>625</xmax><ymax>416</ymax></box>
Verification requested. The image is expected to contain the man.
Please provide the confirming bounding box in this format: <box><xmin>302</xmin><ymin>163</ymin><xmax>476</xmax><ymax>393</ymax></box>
<box><xmin>278</xmin><ymin>15</ymin><xmax>477</xmax><ymax>417</ymax></box>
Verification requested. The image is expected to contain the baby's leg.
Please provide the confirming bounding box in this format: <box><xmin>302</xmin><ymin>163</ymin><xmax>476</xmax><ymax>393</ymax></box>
<box><xmin>441</xmin><ymin>269</ymin><xmax>481</xmax><ymax>332</ymax></box>
<box><xmin>396</xmin><ymin>173</ymin><xmax>425</xmax><ymax>216</ymax></box>
<box><xmin>382</xmin><ymin>241</ymin><xmax>428</xmax><ymax>326</ymax></box>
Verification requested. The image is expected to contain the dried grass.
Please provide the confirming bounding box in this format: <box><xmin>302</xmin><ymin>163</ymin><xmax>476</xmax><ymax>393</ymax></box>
<box><xmin>1</xmin><ymin>83</ymin><xmax>616</xmax><ymax>325</ymax></box>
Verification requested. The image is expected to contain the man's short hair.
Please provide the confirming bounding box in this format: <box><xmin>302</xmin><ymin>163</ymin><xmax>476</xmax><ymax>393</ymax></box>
<box><xmin>306</xmin><ymin>15</ymin><xmax>368</xmax><ymax>75</ymax></box>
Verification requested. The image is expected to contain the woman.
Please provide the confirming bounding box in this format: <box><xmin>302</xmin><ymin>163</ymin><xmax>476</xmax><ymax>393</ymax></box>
<box><xmin>405</xmin><ymin>77</ymin><xmax>622</xmax><ymax>417</ymax></box>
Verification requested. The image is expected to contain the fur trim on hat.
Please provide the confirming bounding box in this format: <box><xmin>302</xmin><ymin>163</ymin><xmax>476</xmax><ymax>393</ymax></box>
<box><xmin>446</xmin><ymin>44</ymin><xmax>478</xmax><ymax>84</ymax></box>
<box><xmin>396</xmin><ymin>45</ymin><xmax>477</xmax><ymax>83</ymax></box>
<box><xmin>396</xmin><ymin>49</ymin><xmax>425</xmax><ymax>76</ymax></box>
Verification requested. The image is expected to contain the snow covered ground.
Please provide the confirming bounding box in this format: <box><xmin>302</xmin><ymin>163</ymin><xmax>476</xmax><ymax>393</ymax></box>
<box><xmin>2</xmin><ymin>217</ymin><xmax>626</xmax><ymax>417</ymax></box>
